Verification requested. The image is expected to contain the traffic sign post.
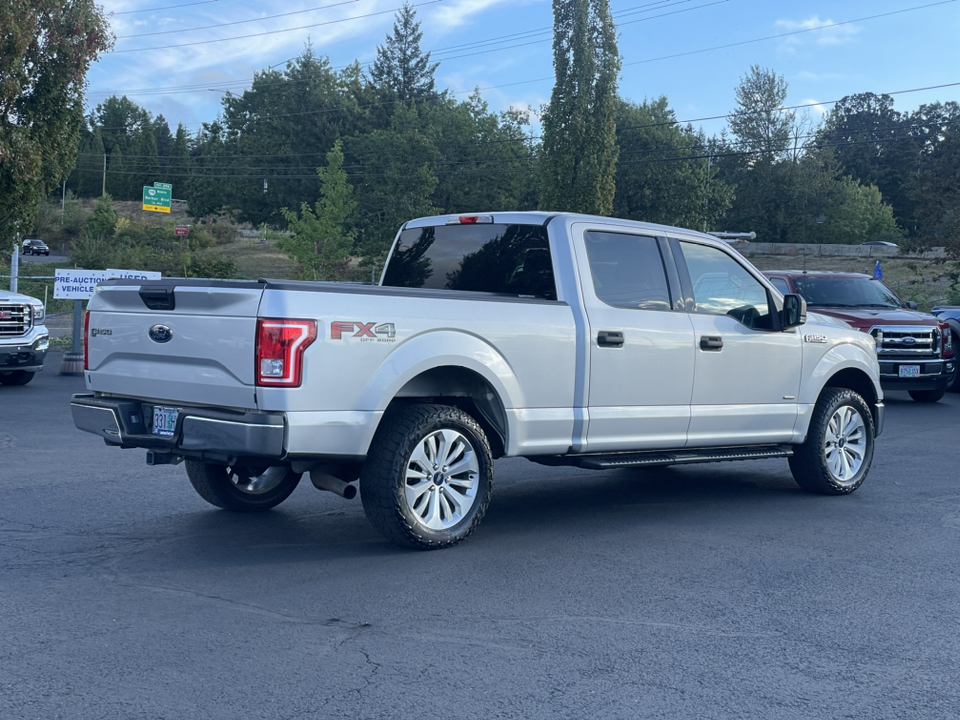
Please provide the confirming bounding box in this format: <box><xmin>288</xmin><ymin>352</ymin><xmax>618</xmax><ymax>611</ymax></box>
<box><xmin>143</xmin><ymin>184</ymin><xmax>172</xmax><ymax>213</ymax></box>
<box><xmin>175</xmin><ymin>225</ymin><xmax>189</xmax><ymax>237</ymax></box>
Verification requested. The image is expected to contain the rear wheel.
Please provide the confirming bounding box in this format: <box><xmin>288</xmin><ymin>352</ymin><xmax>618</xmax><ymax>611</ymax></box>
<box><xmin>0</xmin><ymin>370</ymin><xmax>35</xmax><ymax>386</ymax></box>
<box><xmin>360</xmin><ymin>404</ymin><xmax>494</xmax><ymax>550</ymax></box>
<box><xmin>908</xmin><ymin>387</ymin><xmax>945</xmax><ymax>403</ymax></box>
<box><xmin>789</xmin><ymin>388</ymin><xmax>875</xmax><ymax>495</ymax></box>
<box><xmin>185</xmin><ymin>461</ymin><xmax>302</xmax><ymax>511</ymax></box>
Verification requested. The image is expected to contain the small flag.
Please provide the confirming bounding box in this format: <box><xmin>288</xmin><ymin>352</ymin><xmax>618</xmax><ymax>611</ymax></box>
<box><xmin>874</xmin><ymin>261</ymin><xmax>883</xmax><ymax>281</ymax></box>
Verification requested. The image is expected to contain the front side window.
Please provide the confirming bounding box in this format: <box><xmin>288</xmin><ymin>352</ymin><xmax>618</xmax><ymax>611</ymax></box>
<box><xmin>382</xmin><ymin>224</ymin><xmax>556</xmax><ymax>300</ymax></box>
<box><xmin>680</xmin><ymin>241</ymin><xmax>772</xmax><ymax>328</ymax></box>
<box><xmin>584</xmin><ymin>231</ymin><xmax>671</xmax><ymax>310</ymax></box>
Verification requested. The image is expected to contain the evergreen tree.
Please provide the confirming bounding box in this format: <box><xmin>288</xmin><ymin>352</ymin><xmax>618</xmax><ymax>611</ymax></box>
<box><xmin>728</xmin><ymin>65</ymin><xmax>794</xmax><ymax>163</ymax></box>
<box><xmin>539</xmin><ymin>0</ymin><xmax>620</xmax><ymax>215</ymax></box>
<box><xmin>106</xmin><ymin>146</ymin><xmax>126</xmax><ymax>199</ymax></box>
<box><xmin>166</xmin><ymin>124</ymin><xmax>191</xmax><ymax>191</ymax></box>
<box><xmin>278</xmin><ymin>140</ymin><xmax>357</xmax><ymax>281</ymax></box>
<box><xmin>77</xmin><ymin>128</ymin><xmax>105</xmax><ymax>198</ymax></box>
<box><xmin>370</xmin><ymin>3</ymin><xmax>439</xmax><ymax>106</ymax></box>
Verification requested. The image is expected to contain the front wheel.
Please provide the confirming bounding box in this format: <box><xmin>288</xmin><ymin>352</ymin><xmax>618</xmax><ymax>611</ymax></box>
<box><xmin>185</xmin><ymin>461</ymin><xmax>302</xmax><ymax>511</ymax></box>
<box><xmin>0</xmin><ymin>371</ymin><xmax>35</xmax><ymax>386</ymax></box>
<box><xmin>789</xmin><ymin>388</ymin><xmax>875</xmax><ymax>495</ymax></box>
<box><xmin>908</xmin><ymin>387</ymin><xmax>945</xmax><ymax>403</ymax></box>
<box><xmin>360</xmin><ymin>404</ymin><xmax>494</xmax><ymax>550</ymax></box>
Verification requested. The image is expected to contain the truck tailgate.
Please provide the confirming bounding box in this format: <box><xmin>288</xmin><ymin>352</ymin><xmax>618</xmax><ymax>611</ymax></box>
<box><xmin>86</xmin><ymin>281</ymin><xmax>265</xmax><ymax>409</ymax></box>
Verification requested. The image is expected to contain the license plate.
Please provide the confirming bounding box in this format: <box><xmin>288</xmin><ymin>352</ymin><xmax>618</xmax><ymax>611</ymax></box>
<box><xmin>899</xmin><ymin>365</ymin><xmax>921</xmax><ymax>378</ymax></box>
<box><xmin>153</xmin><ymin>406</ymin><xmax>179</xmax><ymax>437</ymax></box>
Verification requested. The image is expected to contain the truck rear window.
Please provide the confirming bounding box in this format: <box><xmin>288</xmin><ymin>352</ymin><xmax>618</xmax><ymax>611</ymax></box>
<box><xmin>382</xmin><ymin>224</ymin><xmax>557</xmax><ymax>300</ymax></box>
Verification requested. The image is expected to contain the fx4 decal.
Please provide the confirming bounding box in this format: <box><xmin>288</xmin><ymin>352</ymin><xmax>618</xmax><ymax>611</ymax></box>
<box><xmin>331</xmin><ymin>321</ymin><xmax>397</xmax><ymax>342</ymax></box>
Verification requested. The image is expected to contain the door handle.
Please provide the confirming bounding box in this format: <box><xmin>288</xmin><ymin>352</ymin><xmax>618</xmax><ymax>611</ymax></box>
<box><xmin>598</xmin><ymin>330</ymin><xmax>624</xmax><ymax>348</ymax></box>
<box><xmin>700</xmin><ymin>335</ymin><xmax>723</xmax><ymax>350</ymax></box>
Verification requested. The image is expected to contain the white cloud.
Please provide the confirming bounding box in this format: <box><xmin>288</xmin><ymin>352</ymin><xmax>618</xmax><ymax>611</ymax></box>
<box><xmin>775</xmin><ymin>16</ymin><xmax>860</xmax><ymax>48</ymax></box>
<box><xmin>799</xmin><ymin>98</ymin><xmax>829</xmax><ymax>117</ymax></box>
<box><xmin>432</xmin><ymin>0</ymin><xmax>540</xmax><ymax>31</ymax></box>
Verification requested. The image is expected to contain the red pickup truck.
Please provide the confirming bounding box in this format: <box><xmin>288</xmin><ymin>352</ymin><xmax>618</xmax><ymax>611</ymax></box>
<box><xmin>764</xmin><ymin>271</ymin><xmax>956</xmax><ymax>403</ymax></box>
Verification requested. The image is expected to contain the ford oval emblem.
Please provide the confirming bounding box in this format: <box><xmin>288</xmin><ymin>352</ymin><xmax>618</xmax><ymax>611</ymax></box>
<box><xmin>902</xmin><ymin>336</ymin><xmax>917</xmax><ymax>345</ymax></box>
<box><xmin>149</xmin><ymin>324</ymin><xmax>173</xmax><ymax>343</ymax></box>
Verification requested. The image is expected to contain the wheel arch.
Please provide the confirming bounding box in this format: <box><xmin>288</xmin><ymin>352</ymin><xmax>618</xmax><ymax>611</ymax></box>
<box><xmin>821</xmin><ymin>367</ymin><xmax>881</xmax><ymax>432</ymax></box>
<box><xmin>384</xmin><ymin>366</ymin><xmax>508</xmax><ymax>458</ymax></box>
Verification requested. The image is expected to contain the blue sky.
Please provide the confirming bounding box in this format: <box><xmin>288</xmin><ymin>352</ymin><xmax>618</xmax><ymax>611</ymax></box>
<box><xmin>88</xmin><ymin>0</ymin><xmax>960</xmax><ymax>136</ymax></box>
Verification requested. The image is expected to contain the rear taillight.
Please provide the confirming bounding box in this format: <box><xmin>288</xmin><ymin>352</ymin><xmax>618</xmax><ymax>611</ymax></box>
<box><xmin>256</xmin><ymin>318</ymin><xmax>317</xmax><ymax>387</ymax></box>
<box><xmin>83</xmin><ymin>311</ymin><xmax>90</xmax><ymax>370</ymax></box>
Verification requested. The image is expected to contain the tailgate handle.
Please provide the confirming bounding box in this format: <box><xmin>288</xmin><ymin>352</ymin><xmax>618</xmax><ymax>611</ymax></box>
<box><xmin>139</xmin><ymin>287</ymin><xmax>176</xmax><ymax>311</ymax></box>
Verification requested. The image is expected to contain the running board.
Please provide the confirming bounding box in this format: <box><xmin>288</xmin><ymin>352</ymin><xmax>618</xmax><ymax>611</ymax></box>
<box><xmin>573</xmin><ymin>445</ymin><xmax>793</xmax><ymax>470</ymax></box>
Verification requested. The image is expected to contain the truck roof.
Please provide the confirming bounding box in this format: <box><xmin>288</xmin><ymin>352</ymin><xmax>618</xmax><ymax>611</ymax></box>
<box><xmin>403</xmin><ymin>211</ymin><xmax>727</xmax><ymax>245</ymax></box>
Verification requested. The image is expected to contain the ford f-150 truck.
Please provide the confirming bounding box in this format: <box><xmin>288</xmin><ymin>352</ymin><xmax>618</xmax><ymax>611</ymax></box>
<box><xmin>0</xmin><ymin>288</ymin><xmax>49</xmax><ymax>385</ymax></box>
<box><xmin>764</xmin><ymin>271</ymin><xmax>955</xmax><ymax>402</ymax></box>
<box><xmin>72</xmin><ymin>213</ymin><xmax>884</xmax><ymax>549</ymax></box>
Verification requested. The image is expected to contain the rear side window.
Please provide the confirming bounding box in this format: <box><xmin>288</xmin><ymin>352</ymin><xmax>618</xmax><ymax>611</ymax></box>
<box><xmin>382</xmin><ymin>224</ymin><xmax>556</xmax><ymax>300</ymax></box>
<box><xmin>584</xmin><ymin>231</ymin><xmax>671</xmax><ymax>310</ymax></box>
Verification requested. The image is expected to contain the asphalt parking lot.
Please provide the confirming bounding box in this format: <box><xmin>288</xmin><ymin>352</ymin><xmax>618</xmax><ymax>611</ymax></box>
<box><xmin>2</xmin><ymin>358</ymin><xmax>959</xmax><ymax>719</ymax></box>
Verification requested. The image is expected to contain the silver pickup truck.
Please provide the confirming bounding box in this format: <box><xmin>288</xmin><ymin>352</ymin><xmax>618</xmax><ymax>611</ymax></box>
<box><xmin>72</xmin><ymin>212</ymin><xmax>884</xmax><ymax>549</ymax></box>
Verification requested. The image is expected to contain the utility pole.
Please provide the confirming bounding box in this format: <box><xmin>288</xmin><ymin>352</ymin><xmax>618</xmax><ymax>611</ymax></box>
<box><xmin>102</xmin><ymin>153</ymin><xmax>106</xmax><ymax>196</ymax></box>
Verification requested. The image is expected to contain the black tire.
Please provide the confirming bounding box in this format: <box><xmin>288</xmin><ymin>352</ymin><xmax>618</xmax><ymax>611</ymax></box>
<box><xmin>789</xmin><ymin>387</ymin><xmax>875</xmax><ymax>495</ymax></box>
<box><xmin>360</xmin><ymin>404</ymin><xmax>494</xmax><ymax>550</ymax></box>
<box><xmin>0</xmin><ymin>370</ymin><xmax>35</xmax><ymax>386</ymax></box>
<box><xmin>947</xmin><ymin>332</ymin><xmax>960</xmax><ymax>393</ymax></box>
<box><xmin>184</xmin><ymin>461</ymin><xmax>302</xmax><ymax>512</ymax></box>
<box><xmin>908</xmin><ymin>387</ymin><xmax>945</xmax><ymax>403</ymax></box>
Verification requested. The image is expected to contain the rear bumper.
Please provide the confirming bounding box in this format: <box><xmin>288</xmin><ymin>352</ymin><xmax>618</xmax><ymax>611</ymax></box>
<box><xmin>70</xmin><ymin>393</ymin><xmax>285</xmax><ymax>462</ymax></box>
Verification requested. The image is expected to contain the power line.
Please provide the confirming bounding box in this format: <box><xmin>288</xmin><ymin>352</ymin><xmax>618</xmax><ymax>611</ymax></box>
<box><xmin>115</xmin><ymin>0</ymin><xmax>361</xmax><ymax>39</ymax></box>
<box><xmin>112</xmin><ymin>0</ymin><xmax>242</xmax><ymax>15</ymax></box>
<box><xmin>108</xmin><ymin>0</ymin><xmax>444</xmax><ymax>54</ymax></box>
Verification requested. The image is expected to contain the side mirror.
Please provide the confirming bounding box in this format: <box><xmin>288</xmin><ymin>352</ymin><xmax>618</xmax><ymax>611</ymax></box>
<box><xmin>906</xmin><ymin>301</ymin><xmax>918</xmax><ymax>310</ymax></box>
<box><xmin>781</xmin><ymin>294</ymin><xmax>807</xmax><ymax>330</ymax></box>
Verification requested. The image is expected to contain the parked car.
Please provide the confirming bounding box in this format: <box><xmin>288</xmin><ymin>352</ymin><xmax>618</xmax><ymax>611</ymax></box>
<box><xmin>72</xmin><ymin>213</ymin><xmax>884</xmax><ymax>549</ymax></box>
<box><xmin>21</xmin><ymin>239</ymin><xmax>49</xmax><ymax>255</ymax></box>
<box><xmin>931</xmin><ymin>306</ymin><xmax>960</xmax><ymax>393</ymax></box>
<box><xmin>0</xmin><ymin>289</ymin><xmax>49</xmax><ymax>385</ymax></box>
<box><xmin>765</xmin><ymin>270</ymin><xmax>955</xmax><ymax>402</ymax></box>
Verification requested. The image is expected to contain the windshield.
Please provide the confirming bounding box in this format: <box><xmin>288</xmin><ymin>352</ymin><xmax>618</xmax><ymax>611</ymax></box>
<box><xmin>793</xmin><ymin>276</ymin><xmax>903</xmax><ymax>308</ymax></box>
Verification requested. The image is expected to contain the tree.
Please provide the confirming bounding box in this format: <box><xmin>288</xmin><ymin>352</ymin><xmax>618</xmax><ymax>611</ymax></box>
<box><xmin>613</xmin><ymin>97</ymin><xmax>733</xmax><ymax>230</ymax></box>
<box><xmin>106</xmin><ymin>146</ymin><xmax>127</xmax><ymax>200</ymax></box>
<box><xmin>370</xmin><ymin>3</ymin><xmax>439</xmax><ymax>106</ymax></box>
<box><xmin>0</xmin><ymin>0</ymin><xmax>111</xmax><ymax>241</ymax></box>
<box><xmin>539</xmin><ymin>0</ymin><xmax>620</xmax><ymax>215</ymax></box>
<box><xmin>77</xmin><ymin>128</ymin><xmax>106</xmax><ymax>198</ymax></box>
<box><xmin>351</xmin><ymin>104</ymin><xmax>441</xmax><ymax>262</ymax></box>
<box><xmin>166</xmin><ymin>124</ymin><xmax>191</xmax><ymax>191</ymax></box>
<box><xmin>728</xmin><ymin>66</ymin><xmax>795</xmax><ymax>163</ymax></box>
<box><xmin>277</xmin><ymin>140</ymin><xmax>357</xmax><ymax>281</ymax></box>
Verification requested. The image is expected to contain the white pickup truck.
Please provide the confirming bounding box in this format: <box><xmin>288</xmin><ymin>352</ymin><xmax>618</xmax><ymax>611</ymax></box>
<box><xmin>72</xmin><ymin>212</ymin><xmax>884</xmax><ymax>549</ymax></box>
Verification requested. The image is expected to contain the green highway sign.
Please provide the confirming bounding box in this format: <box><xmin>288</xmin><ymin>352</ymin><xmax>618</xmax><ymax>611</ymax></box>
<box><xmin>143</xmin><ymin>184</ymin><xmax>172</xmax><ymax>214</ymax></box>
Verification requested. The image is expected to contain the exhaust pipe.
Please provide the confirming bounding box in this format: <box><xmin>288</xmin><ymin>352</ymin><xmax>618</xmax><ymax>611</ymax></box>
<box><xmin>310</xmin><ymin>470</ymin><xmax>357</xmax><ymax>500</ymax></box>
